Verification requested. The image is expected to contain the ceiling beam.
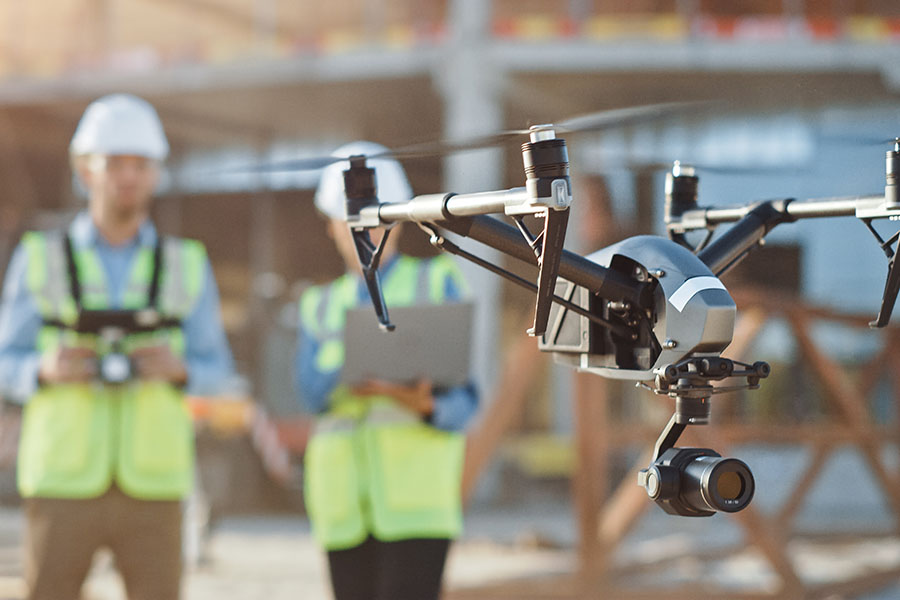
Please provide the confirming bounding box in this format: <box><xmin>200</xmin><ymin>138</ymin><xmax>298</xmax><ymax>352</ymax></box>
<box><xmin>150</xmin><ymin>0</ymin><xmax>299</xmax><ymax>44</ymax></box>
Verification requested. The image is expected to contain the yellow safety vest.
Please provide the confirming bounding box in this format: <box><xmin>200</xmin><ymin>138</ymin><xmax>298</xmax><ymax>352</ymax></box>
<box><xmin>16</xmin><ymin>229</ymin><xmax>207</xmax><ymax>500</ymax></box>
<box><xmin>300</xmin><ymin>254</ymin><xmax>469</xmax><ymax>550</ymax></box>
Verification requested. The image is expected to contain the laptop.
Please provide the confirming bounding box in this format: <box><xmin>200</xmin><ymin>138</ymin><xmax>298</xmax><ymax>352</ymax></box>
<box><xmin>341</xmin><ymin>302</ymin><xmax>474</xmax><ymax>388</ymax></box>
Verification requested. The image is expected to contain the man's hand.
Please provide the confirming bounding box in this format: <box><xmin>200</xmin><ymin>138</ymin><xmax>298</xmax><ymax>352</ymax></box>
<box><xmin>131</xmin><ymin>345</ymin><xmax>188</xmax><ymax>387</ymax></box>
<box><xmin>38</xmin><ymin>346</ymin><xmax>98</xmax><ymax>384</ymax></box>
<box><xmin>352</xmin><ymin>379</ymin><xmax>434</xmax><ymax>417</ymax></box>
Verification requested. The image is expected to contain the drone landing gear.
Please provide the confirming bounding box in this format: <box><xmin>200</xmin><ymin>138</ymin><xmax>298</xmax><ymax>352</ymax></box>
<box><xmin>350</xmin><ymin>227</ymin><xmax>395</xmax><ymax>332</ymax></box>
<box><xmin>512</xmin><ymin>208</ymin><xmax>570</xmax><ymax>337</ymax></box>
<box><xmin>862</xmin><ymin>217</ymin><xmax>900</xmax><ymax>328</ymax></box>
<box><xmin>637</xmin><ymin>356</ymin><xmax>768</xmax><ymax>516</ymax></box>
<box><xmin>343</xmin><ymin>154</ymin><xmax>396</xmax><ymax>332</ymax></box>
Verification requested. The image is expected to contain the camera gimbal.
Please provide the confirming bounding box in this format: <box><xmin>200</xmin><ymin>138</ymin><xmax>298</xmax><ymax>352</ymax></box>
<box><xmin>636</xmin><ymin>356</ymin><xmax>769</xmax><ymax>516</ymax></box>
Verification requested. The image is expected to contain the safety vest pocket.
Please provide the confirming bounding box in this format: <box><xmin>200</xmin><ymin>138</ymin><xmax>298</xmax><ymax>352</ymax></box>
<box><xmin>18</xmin><ymin>384</ymin><xmax>111</xmax><ymax>497</ymax></box>
<box><xmin>304</xmin><ymin>430</ymin><xmax>366</xmax><ymax>549</ymax></box>
<box><xmin>123</xmin><ymin>382</ymin><xmax>193</xmax><ymax>475</ymax></box>
<box><xmin>21</xmin><ymin>387</ymin><xmax>91</xmax><ymax>475</ymax></box>
<box><xmin>368</xmin><ymin>423</ymin><xmax>464</xmax><ymax>513</ymax></box>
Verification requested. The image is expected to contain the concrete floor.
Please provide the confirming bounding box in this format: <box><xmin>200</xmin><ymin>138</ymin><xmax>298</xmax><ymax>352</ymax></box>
<box><xmin>0</xmin><ymin>444</ymin><xmax>897</xmax><ymax>599</ymax></box>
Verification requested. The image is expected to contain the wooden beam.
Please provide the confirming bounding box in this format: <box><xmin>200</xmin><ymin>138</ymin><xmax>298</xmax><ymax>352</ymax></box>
<box><xmin>453</xmin><ymin>293</ymin><xmax>900</xmax><ymax>599</ymax></box>
<box><xmin>462</xmin><ymin>336</ymin><xmax>545</xmax><ymax>501</ymax></box>
<box><xmin>599</xmin><ymin>450</ymin><xmax>653</xmax><ymax>549</ymax></box>
<box><xmin>682</xmin><ymin>424</ymin><xmax>805</xmax><ymax>596</ymax></box>
<box><xmin>571</xmin><ymin>372</ymin><xmax>608</xmax><ymax>582</ymax></box>
<box><xmin>806</xmin><ymin>565</ymin><xmax>900</xmax><ymax>600</ymax></box>
<box><xmin>774</xmin><ymin>442</ymin><xmax>832</xmax><ymax>533</ymax></box>
<box><xmin>150</xmin><ymin>0</ymin><xmax>298</xmax><ymax>44</ymax></box>
<box><xmin>788</xmin><ymin>309</ymin><xmax>900</xmax><ymax>522</ymax></box>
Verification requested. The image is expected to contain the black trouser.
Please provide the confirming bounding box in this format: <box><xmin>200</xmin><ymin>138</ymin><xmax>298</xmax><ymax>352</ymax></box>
<box><xmin>327</xmin><ymin>537</ymin><xmax>451</xmax><ymax>600</ymax></box>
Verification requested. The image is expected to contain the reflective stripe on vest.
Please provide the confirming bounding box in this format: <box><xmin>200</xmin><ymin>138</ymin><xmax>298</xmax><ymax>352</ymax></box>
<box><xmin>300</xmin><ymin>254</ymin><xmax>468</xmax><ymax>549</ymax></box>
<box><xmin>22</xmin><ymin>232</ymin><xmax>77</xmax><ymax>325</ymax></box>
<box><xmin>17</xmin><ymin>229</ymin><xmax>206</xmax><ymax>500</ymax></box>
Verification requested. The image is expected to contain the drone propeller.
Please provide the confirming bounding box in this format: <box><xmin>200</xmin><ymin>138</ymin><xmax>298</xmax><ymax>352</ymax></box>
<box><xmin>234</xmin><ymin>155</ymin><xmax>352</xmax><ymax>173</ymax></box>
<box><xmin>224</xmin><ymin>101</ymin><xmax>713</xmax><ymax>174</ymax></box>
<box><xmin>818</xmin><ymin>134</ymin><xmax>900</xmax><ymax>147</ymax></box>
<box><xmin>584</xmin><ymin>158</ymin><xmax>809</xmax><ymax>177</ymax></box>
<box><xmin>385</xmin><ymin>101</ymin><xmax>715</xmax><ymax>159</ymax></box>
<box><xmin>554</xmin><ymin>101</ymin><xmax>716</xmax><ymax>134</ymax></box>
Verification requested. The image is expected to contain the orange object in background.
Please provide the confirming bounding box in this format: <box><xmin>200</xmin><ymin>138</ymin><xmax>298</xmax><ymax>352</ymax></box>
<box><xmin>187</xmin><ymin>396</ymin><xmax>255</xmax><ymax>436</ymax></box>
<box><xmin>188</xmin><ymin>395</ymin><xmax>313</xmax><ymax>487</ymax></box>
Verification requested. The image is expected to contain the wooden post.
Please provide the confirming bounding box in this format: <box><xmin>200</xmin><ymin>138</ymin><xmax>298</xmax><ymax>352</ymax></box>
<box><xmin>453</xmin><ymin>292</ymin><xmax>900</xmax><ymax>599</ymax></box>
<box><xmin>571</xmin><ymin>372</ymin><xmax>609</xmax><ymax>587</ymax></box>
<box><xmin>462</xmin><ymin>336</ymin><xmax>544</xmax><ymax>501</ymax></box>
<box><xmin>788</xmin><ymin>309</ymin><xmax>900</xmax><ymax>521</ymax></box>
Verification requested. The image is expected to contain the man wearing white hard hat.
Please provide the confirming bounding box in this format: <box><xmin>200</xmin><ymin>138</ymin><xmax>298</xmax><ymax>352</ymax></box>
<box><xmin>294</xmin><ymin>141</ymin><xmax>479</xmax><ymax>600</ymax></box>
<box><xmin>0</xmin><ymin>93</ymin><xmax>233</xmax><ymax>599</ymax></box>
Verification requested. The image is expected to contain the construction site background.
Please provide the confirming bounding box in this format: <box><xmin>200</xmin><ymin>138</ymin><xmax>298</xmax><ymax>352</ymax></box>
<box><xmin>2</xmin><ymin>0</ymin><xmax>900</xmax><ymax>598</ymax></box>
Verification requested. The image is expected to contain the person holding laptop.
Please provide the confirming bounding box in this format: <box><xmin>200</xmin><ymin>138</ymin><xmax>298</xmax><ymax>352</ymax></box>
<box><xmin>294</xmin><ymin>141</ymin><xmax>478</xmax><ymax>600</ymax></box>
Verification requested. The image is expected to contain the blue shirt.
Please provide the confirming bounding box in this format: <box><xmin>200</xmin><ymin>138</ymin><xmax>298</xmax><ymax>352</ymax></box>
<box><xmin>0</xmin><ymin>212</ymin><xmax>234</xmax><ymax>401</ymax></box>
<box><xmin>293</xmin><ymin>256</ymin><xmax>479</xmax><ymax>432</ymax></box>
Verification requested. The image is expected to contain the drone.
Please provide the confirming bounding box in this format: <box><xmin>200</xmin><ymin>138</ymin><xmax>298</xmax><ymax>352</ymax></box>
<box><xmin>244</xmin><ymin>104</ymin><xmax>900</xmax><ymax>517</ymax></box>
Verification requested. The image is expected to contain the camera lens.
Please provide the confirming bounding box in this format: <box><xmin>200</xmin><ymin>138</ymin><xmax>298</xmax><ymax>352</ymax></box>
<box><xmin>682</xmin><ymin>456</ymin><xmax>754</xmax><ymax>513</ymax></box>
<box><xmin>717</xmin><ymin>470</ymin><xmax>745</xmax><ymax>500</ymax></box>
<box><xmin>643</xmin><ymin>447</ymin><xmax>756</xmax><ymax>516</ymax></box>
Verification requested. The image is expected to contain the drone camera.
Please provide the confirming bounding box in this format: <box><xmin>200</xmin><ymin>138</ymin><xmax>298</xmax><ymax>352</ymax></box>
<box><xmin>641</xmin><ymin>447</ymin><xmax>755</xmax><ymax>517</ymax></box>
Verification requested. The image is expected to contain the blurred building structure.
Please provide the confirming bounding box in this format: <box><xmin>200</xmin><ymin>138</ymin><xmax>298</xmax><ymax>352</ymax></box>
<box><xmin>2</xmin><ymin>0</ymin><xmax>900</xmax><ymax>596</ymax></box>
<box><xmin>0</xmin><ymin>0</ymin><xmax>898</xmax><ymax>409</ymax></box>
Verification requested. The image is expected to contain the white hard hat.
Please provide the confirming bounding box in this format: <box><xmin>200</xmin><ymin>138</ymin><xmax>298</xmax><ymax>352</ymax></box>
<box><xmin>70</xmin><ymin>94</ymin><xmax>169</xmax><ymax>161</ymax></box>
<box><xmin>314</xmin><ymin>141</ymin><xmax>412</xmax><ymax>220</ymax></box>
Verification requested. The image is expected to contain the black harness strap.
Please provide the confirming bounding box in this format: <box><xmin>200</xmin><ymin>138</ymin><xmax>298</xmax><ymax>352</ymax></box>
<box><xmin>62</xmin><ymin>231</ymin><xmax>165</xmax><ymax>310</ymax></box>
<box><xmin>62</xmin><ymin>232</ymin><xmax>83</xmax><ymax>309</ymax></box>
<box><xmin>147</xmin><ymin>235</ymin><xmax>164</xmax><ymax>310</ymax></box>
<box><xmin>45</xmin><ymin>230</ymin><xmax>181</xmax><ymax>338</ymax></box>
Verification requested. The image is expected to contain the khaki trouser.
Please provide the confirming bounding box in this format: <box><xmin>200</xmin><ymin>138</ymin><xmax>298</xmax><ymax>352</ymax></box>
<box><xmin>24</xmin><ymin>484</ymin><xmax>182</xmax><ymax>600</ymax></box>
